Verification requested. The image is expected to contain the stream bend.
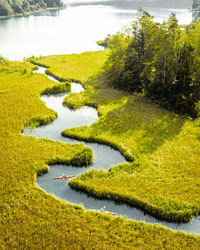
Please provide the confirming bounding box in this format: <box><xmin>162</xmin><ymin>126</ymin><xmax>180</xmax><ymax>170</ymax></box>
<box><xmin>23</xmin><ymin>66</ymin><xmax>200</xmax><ymax>235</ymax></box>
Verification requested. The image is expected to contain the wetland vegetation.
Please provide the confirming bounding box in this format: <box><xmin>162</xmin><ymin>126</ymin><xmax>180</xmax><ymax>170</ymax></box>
<box><xmin>2</xmin><ymin>11</ymin><xmax>200</xmax><ymax>246</ymax></box>
<box><xmin>1</xmin><ymin>52</ymin><xmax>200</xmax><ymax>248</ymax></box>
<box><xmin>32</xmin><ymin>12</ymin><xmax>200</xmax><ymax>224</ymax></box>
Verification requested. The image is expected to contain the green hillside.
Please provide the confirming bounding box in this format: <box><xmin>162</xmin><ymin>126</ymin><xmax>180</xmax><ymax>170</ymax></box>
<box><xmin>0</xmin><ymin>0</ymin><xmax>64</xmax><ymax>17</ymax></box>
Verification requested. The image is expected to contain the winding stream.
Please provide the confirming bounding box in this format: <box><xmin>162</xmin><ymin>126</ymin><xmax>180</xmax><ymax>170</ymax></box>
<box><xmin>23</xmin><ymin>67</ymin><xmax>200</xmax><ymax>235</ymax></box>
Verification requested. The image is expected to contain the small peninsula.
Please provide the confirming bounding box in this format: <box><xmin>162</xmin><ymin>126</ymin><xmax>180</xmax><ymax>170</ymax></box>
<box><xmin>0</xmin><ymin>0</ymin><xmax>65</xmax><ymax>17</ymax></box>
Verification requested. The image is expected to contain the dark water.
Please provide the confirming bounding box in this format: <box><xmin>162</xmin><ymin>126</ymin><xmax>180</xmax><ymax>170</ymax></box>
<box><xmin>0</xmin><ymin>0</ymin><xmax>193</xmax><ymax>60</ymax></box>
<box><xmin>23</xmin><ymin>67</ymin><xmax>200</xmax><ymax>235</ymax></box>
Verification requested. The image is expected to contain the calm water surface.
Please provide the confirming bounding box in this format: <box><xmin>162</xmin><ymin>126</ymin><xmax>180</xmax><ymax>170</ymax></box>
<box><xmin>0</xmin><ymin>0</ymin><xmax>193</xmax><ymax>60</ymax></box>
<box><xmin>23</xmin><ymin>67</ymin><xmax>200</xmax><ymax>235</ymax></box>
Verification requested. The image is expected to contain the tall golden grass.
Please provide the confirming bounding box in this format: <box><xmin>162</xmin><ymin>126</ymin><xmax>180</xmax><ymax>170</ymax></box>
<box><xmin>1</xmin><ymin>54</ymin><xmax>200</xmax><ymax>248</ymax></box>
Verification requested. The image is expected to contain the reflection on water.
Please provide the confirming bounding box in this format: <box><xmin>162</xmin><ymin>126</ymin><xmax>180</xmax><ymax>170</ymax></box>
<box><xmin>0</xmin><ymin>0</ymin><xmax>193</xmax><ymax>60</ymax></box>
<box><xmin>32</xmin><ymin>9</ymin><xmax>61</xmax><ymax>16</ymax></box>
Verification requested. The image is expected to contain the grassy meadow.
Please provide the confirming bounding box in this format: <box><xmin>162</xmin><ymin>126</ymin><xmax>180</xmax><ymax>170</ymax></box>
<box><xmin>29</xmin><ymin>50</ymin><xmax>109</xmax><ymax>83</ymax></box>
<box><xmin>63</xmin><ymin>78</ymin><xmax>200</xmax><ymax>223</ymax></box>
<box><xmin>33</xmin><ymin>51</ymin><xmax>200</xmax><ymax>223</ymax></box>
<box><xmin>1</xmin><ymin>52</ymin><xmax>200</xmax><ymax>248</ymax></box>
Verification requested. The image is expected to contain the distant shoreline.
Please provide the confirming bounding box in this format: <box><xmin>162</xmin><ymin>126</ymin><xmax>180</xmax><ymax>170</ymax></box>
<box><xmin>0</xmin><ymin>5</ymin><xmax>66</xmax><ymax>19</ymax></box>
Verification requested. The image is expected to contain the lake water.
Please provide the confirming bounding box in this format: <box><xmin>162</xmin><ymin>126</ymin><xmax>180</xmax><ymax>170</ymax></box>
<box><xmin>0</xmin><ymin>0</ymin><xmax>194</xmax><ymax>60</ymax></box>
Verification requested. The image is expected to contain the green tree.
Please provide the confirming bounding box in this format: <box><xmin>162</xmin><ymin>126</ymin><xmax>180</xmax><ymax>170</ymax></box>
<box><xmin>104</xmin><ymin>9</ymin><xmax>200</xmax><ymax>117</ymax></box>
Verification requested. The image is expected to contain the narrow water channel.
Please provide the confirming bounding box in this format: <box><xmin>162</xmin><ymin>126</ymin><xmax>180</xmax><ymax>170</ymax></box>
<box><xmin>23</xmin><ymin>67</ymin><xmax>200</xmax><ymax>235</ymax></box>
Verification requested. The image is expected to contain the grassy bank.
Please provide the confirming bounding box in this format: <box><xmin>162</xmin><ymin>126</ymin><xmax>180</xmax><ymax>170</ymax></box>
<box><xmin>62</xmin><ymin>78</ymin><xmax>200</xmax><ymax>222</ymax></box>
<box><xmin>33</xmin><ymin>52</ymin><xmax>200</xmax><ymax>223</ymax></box>
<box><xmin>62</xmin><ymin>77</ymin><xmax>200</xmax><ymax>222</ymax></box>
<box><xmin>29</xmin><ymin>50</ymin><xmax>109</xmax><ymax>83</ymax></box>
<box><xmin>1</xmin><ymin>53</ymin><xmax>200</xmax><ymax>248</ymax></box>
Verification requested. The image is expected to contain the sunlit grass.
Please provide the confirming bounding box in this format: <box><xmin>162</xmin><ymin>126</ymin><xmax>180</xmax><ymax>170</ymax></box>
<box><xmin>60</xmin><ymin>68</ymin><xmax>200</xmax><ymax>222</ymax></box>
<box><xmin>1</xmin><ymin>54</ymin><xmax>200</xmax><ymax>248</ymax></box>
<box><xmin>29</xmin><ymin>50</ymin><xmax>109</xmax><ymax>83</ymax></box>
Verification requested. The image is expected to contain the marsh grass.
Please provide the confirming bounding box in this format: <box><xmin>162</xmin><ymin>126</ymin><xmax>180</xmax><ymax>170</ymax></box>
<box><xmin>71</xmin><ymin>147</ymin><xmax>94</xmax><ymax>166</ymax></box>
<box><xmin>29</xmin><ymin>50</ymin><xmax>109</xmax><ymax>83</ymax></box>
<box><xmin>25</xmin><ymin>114</ymin><xmax>57</xmax><ymax>129</ymax></box>
<box><xmin>58</xmin><ymin>60</ymin><xmax>200</xmax><ymax>223</ymax></box>
<box><xmin>33</xmin><ymin>52</ymin><xmax>200</xmax><ymax>222</ymax></box>
<box><xmin>1</xmin><ymin>54</ymin><xmax>200</xmax><ymax>248</ymax></box>
<box><xmin>41</xmin><ymin>81</ymin><xmax>71</xmax><ymax>95</ymax></box>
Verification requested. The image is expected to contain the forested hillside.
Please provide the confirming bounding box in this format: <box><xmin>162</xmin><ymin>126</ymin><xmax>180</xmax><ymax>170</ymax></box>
<box><xmin>104</xmin><ymin>9</ymin><xmax>200</xmax><ymax>117</ymax></box>
<box><xmin>0</xmin><ymin>0</ymin><xmax>64</xmax><ymax>16</ymax></box>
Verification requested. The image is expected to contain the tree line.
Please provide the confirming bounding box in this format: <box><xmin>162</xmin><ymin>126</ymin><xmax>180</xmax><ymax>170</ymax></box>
<box><xmin>103</xmin><ymin>9</ymin><xmax>200</xmax><ymax>117</ymax></box>
<box><xmin>0</xmin><ymin>0</ymin><xmax>64</xmax><ymax>16</ymax></box>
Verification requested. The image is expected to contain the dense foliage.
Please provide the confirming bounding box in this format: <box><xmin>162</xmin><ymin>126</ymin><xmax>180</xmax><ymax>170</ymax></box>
<box><xmin>0</xmin><ymin>0</ymin><xmax>64</xmax><ymax>16</ymax></box>
<box><xmin>104</xmin><ymin>9</ymin><xmax>200</xmax><ymax>117</ymax></box>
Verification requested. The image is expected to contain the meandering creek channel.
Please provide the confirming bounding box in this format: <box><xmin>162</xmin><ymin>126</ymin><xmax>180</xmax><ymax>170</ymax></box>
<box><xmin>23</xmin><ymin>67</ymin><xmax>200</xmax><ymax>235</ymax></box>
